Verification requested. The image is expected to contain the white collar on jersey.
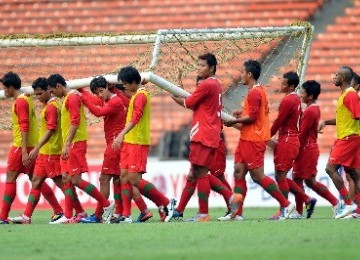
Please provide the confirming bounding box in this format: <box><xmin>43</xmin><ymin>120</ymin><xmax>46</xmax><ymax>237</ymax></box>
<box><xmin>47</xmin><ymin>97</ymin><xmax>57</xmax><ymax>104</ymax></box>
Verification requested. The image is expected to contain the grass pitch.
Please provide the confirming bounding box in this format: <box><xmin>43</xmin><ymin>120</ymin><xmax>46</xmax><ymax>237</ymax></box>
<box><xmin>0</xmin><ymin>207</ymin><xmax>358</xmax><ymax>260</ymax></box>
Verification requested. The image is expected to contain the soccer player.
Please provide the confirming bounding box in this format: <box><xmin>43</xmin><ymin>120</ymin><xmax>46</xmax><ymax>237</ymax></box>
<box><xmin>269</xmin><ymin>71</ymin><xmax>317</xmax><ymax>219</ymax></box>
<box><xmin>66</xmin><ymin>76</ymin><xmax>126</xmax><ymax>223</ymax></box>
<box><xmin>318</xmin><ymin>66</ymin><xmax>360</xmax><ymax>219</ymax></box>
<box><xmin>170</xmin><ymin>53</ymin><xmax>242</xmax><ymax>222</ymax></box>
<box><xmin>47</xmin><ymin>74</ymin><xmax>115</xmax><ymax>224</ymax></box>
<box><xmin>0</xmin><ymin>72</ymin><xmax>64</xmax><ymax>224</ymax></box>
<box><xmin>112</xmin><ymin>66</ymin><xmax>176</xmax><ymax>222</ymax></box>
<box><xmin>11</xmin><ymin>77</ymin><xmax>85</xmax><ymax>224</ymax></box>
<box><xmin>292</xmin><ymin>80</ymin><xmax>339</xmax><ymax>218</ymax></box>
<box><xmin>225</xmin><ymin>60</ymin><xmax>294</xmax><ymax>220</ymax></box>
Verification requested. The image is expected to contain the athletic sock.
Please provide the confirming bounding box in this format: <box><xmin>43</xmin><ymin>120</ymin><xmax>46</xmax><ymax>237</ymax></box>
<box><xmin>134</xmin><ymin>196</ymin><xmax>148</xmax><ymax>213</ymax></box>
<box><xmin>138</xmin><ymin>179</ymin><xmax>169</xmax><ymax>207</ymax></box>
<box><xmin>312</xmin><ymin>182</ymin><xmax>337</xmax><ymax>206</ymax></box>
<box><xmin>234</xmin><ymin>179</ymin><xmax>247</xmax><ymax>216</ymax></box>
<box><xmin>41</xmin><ymin>182</ymin><xmax>63</xmax><ymax>214</ymax></box>
<box><xmin>0</xmin><ymin>181</ymin><xmax>16</xmax><ymax>220</ymax></box>
<box><xmin>197</xmin><ymin>175</ymin><xmax>210</xmax><ymax>215</ymax></box>
<box><xmin>77</xmin><ymin>180</ymin><xmax>109</xmax><ymax>207</ymax></box>
<box><xmin>277</xmin><ymin>178</ymin><xmax>289</xmax><ymax>199</ymax></box>
<box><xmin>176</xmin><ymin>180</ymin><xmax>196</xmax><ymax>213</ymax></box>
<box><xmin>114</xmin><ymin>183</ymin><xmax>123</xmax><ymax>215</ymax></box>
<box><xmin>121</xmin><ymin>183</ymin><xmax>133</xmax><ymax>216</ymax></box>
<box><xmin>24</xmin><ymin>188</ymin><xmax>41</xmax><ymax>218</ymax></box>
<box><xmin>260</xmin><ymin>176</ymin><xmax>289</xmax><ymax>207</ymax></box>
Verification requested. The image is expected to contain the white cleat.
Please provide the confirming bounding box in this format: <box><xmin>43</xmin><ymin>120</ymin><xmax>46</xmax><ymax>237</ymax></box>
<box><xmin>102</xmin><ymin>200</ymin><xmax>115</xmax><ymax>223</ymax></box>
<box><xmin>280</xmin><ymin>202</ymin><xmax>295</xmax><ymax>220</ymax></box>
<box><xmin>217</xmin><ymin>212</ymin><xmax>231</xmax><ymax>221</ymax></box>
<box><xmin>118</xmin><ymin>216</ymin><xmax>133</xmax><ymax>224</ymax></box>
<box><xmin>49</xmin><ymin>215</ymin><xmax>71</xmax><ymax>224</ymax></box>
<box><xmin>341</xmin><ymin>213</ymin><xmax>360</xmax><ymax>219</ymax></box>
<box><xmin>164</xmin><ymin>198</ymin><xmax>177</xmax><ymax>222</ymax></box>
<box><xmin>332</xmin><ymin>201</ymin><xmax>343</xmax><ymax>218</ymax></box>
<box><xmin>288</xmin><ymin>210</ymin><xmax>304</xmax><ymax>220</ymax></box>
<box><xmin>11</xmin><ymin>214</ymin><xmax>31</xmax><ymax>224</ymax></box>
<box><xmin>335</xmin><ymin>204</ymin><xmax>357</xmax><ymax>219</ymax></box>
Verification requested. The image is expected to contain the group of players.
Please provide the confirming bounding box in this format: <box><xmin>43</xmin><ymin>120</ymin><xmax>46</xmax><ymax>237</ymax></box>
<box><xmin>0</xmin><ymin>52</ymin><xmax>359</xmax><ymax>224</ymax></box>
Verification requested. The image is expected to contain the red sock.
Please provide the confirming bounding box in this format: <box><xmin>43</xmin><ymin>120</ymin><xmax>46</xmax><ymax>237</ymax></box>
<box><xmin>234</xmin><ymin>179</ymin><xmax>247</xmax><ymax>216</ymax></box>
<box><xmin>218</xmin><ymin>175</ymin><xmax>232</xmax><ymax>191</ymax></box>
<box><xmin>0</xmin><ymin>181</ymin><xmax>16</xmax><ymax>220</ymax></box>
<box><xmin>277</xmin><ymin>178</ymin><xmax>289</xmax><ymax>199</ymax></box>
<box><xmin>312</xmin><ymin>182</ymin><xmax>337</xmax><ymax>206</ymax></box>
<box><xmin>339</xmin><ymin>188</ymin><xmax>352</xmax><ymax>205</ymax></box>
<box><xmin>71</xmin><ymin>186</ymin><xmax>85</xmax><ymax>214</ymax></box>
<box><xmin>197</xmin><ymin>175</ymin><xmax>210</xmax><ymax>214</ymax></box>
<box><xmin>208</xmin><ymin>174</ymin><xmax>232</xmax><ymax>206</ymax></box>
<box><xmin>41</xmin><ymin>182</ymin><xmax>63</xmax><ymax>214</ymax></box>
<box><xmin>292</xmin><ymin>179</ymin><xmax>304</xmax><ymax>214</ymax></box>
<box><xmin>134</xmin><ymin>196</ymin><xmax>148</xmax><ymax>213</ymax></box>
<box><xmin>176</xmin><ymin>180</ymin><xmax>196</xmax><ymax>213</ymax></box>
<box><xmin>287</xmin><ymin>178</ymin><xmax>309</xmax><ymax>203</ymax></box>
<box><xmin>354</xmin><ymin>194</ymin><xmax>360</xmax><ymax>214</ymax></box>
<box><xmin>94</xmin><ymin>203</ymin><xmax>103</xmax><ymax>219</ymax></box>
<box><xmin>138</xmin><ymin>179</ymin><xmax>169</xmax><ymax>207</ymax></box>
<box><xmin>62</xmin><ymin>182</ymin><xmax>74</xmax><ymax>218</ymax></box>
<box><xmin>121</xmin><ymin>183</ymin><xmax>133</xmax><ymax>216</ymax></box>
<box><xmin>77</xmin><ymin>180</ymin><xmax>109</xmax><ymax>207</ymax></box>
<box><xmin>260</xmin><ymin>176</ymin><xmax>289</xmax><ymax>207</ymax></box>
<box><xmin>24</xmin><ymin>188</ymin><xmax>41</xmax><ymax>218</ymax></box>
<box><xmin>114</xmin><ymin>184</ymin><xmax>123</xmax><ymax>215</ymax></box>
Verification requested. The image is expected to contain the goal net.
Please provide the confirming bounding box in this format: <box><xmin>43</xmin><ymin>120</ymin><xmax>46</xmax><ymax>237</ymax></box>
<box><xmin>0</xmin><ymin>23</ymin><xmax>313</xmax><ymax>137</ymax></box>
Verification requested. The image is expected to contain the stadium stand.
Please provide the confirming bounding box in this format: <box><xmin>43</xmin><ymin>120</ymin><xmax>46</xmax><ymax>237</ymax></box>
<box><xmin>1</xmin><ymin>0</ymin><xmax>355</xmax><ymax>161</ymax></box>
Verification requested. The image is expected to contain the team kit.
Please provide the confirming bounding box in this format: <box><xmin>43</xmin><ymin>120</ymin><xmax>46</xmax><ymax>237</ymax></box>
<box><xmin>0</xmin><ymin>53</ymin><xmax>359</xmax><ymax>224</ymax></box>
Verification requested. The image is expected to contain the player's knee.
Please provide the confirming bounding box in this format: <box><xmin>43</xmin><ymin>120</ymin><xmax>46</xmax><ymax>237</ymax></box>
<box><xmin>31</xmin><ymin>176</ymin><xmax>44</xmax><ymax>189</ymax></box>
<box><xmin>6</xmin><ymin>171</ymin><xmax>19</xmax><ymax>182</ymax></box>
<box><xmin>113</xmin><ymin>176</ymin><xmax>120</xmax><ymax>186</ymax></box>
<box><xmin>99</xmin><ymin>174</ymin><xmax>110</xmax><ymax>185</ymax></box>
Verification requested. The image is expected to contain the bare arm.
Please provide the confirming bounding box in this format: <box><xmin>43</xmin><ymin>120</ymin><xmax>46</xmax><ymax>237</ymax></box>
<box><xmin>318</xmin><ymin>118</ymin><xmax>336</xmax><ymax>133</ymax></box>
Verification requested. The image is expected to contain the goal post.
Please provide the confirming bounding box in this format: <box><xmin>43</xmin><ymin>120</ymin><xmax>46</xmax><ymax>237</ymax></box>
<box><xmin>0</xmin><ymin>23</ymin><xmax>314</xmax><ymax>129</ymax></box>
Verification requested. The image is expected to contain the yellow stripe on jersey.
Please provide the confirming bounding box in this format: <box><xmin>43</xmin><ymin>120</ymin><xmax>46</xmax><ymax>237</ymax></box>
<box><xmin>12</xmin><ymin>94</ymin><xmax>38</xmax><ymax>147</ymax></box>
<box><xmin>61</xmin><ymin>93</ymin><xmax>87</xmax><ymax>144</ymax></box>
<box><xmin>336</xmin><ymin>87</ymin><xmax>360</xmax><ymax>139</ymax></box>
<box><xmin>124</xmin><ymin>88</ymin><xmax>151</xmax><ymax>145</ymax></box>
<box><xmin>39</xmin><ymin>99</ymin><xmax>63</xmax><ymax>155</ymax></box>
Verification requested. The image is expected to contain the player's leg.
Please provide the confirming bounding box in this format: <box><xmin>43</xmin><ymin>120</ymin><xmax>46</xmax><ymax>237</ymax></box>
<box><xmin>69</xmin><ymin>142</ymin><xmax>114</xmax><ymax>222</ymax></box>
<box><xmin>120</xmin><ymin>169</ymin><xmax>133</xmax><ymax>222</ymax></box>
<box><xmin>133</xmin><ymin>185</ymin><xmax>153</xmax><ymax>223</ymax></box>
<box><xmin>346</xmin><ymin>172</ymin><xmax>355</xmax><ymax>199</ymax></box>
<box><xmin>305</xmin><ymin>177</ymin><xmax>338</xmax><ymax>213</ymax></box>
<box><xmin>218</xmin><ymin>162</ymin><xmax>247</xmax><ymax>221</ymax></box>
<box><xmin>126</xmin><ymin>143</ymin><xmax>175</xmax><ymax>222</ymax></box>
<box><xmin>341</xmin><ymin>167</ymin><xmax>360</xmax><ymax>219</ymax></box>
<box><xmin>250</xmin><ymin>166</ymin><xmax>293</xmax><ymax>219</ymax></box>
<box><xmin>172</xmin><ymin>170</ymin><xmax>196</xmax><ymax>220</ymax></box>
<box><xmin>208</xmin><ymin>174</ymin><xmax>231</xmax><ymax>214</ymax></box>
<box><xmin>0</xmin><ymin>147</ymin><xmax>26</xmax><ymax>224</ymax></box>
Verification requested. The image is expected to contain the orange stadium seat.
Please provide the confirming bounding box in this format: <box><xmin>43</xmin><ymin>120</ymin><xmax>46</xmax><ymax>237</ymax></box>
<box><xmin>0</xmin><ymin>0</ymin><xmax>345</xmax><ymax>161</ymax></box>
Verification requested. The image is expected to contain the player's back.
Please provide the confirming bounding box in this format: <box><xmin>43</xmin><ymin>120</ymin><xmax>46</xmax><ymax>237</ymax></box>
<box><xmin>241</xmin><ymin>85</ymin><xmax>270</xmax><ymax>142</ymax></box>
<box><xmin>11</xmin><ymin>94</ymin><xmax>38</xmax><ymax>147</ymax></box>
<box><xmin>61</xmin><ymin>92</ymin><xmax>88</xmax><ymax>143</ymax></box>
<box><xmin>191</xmin><ymin>77</ymin><xmax>222</xmax><ymax>148</ymax></box>
<box><xmin>103</xmin><ymin>95</ymin><xmax>126</xmax><ymax>144</ymax></box>
<box><xmin>300</xmin><ymin>104</ymin><xmax>320</xmax><ymax>147</ymax></box>
<box><xmin>278</xmin><ymin>93</ymin><xmax>301</xmax><ymax>140</ymax></box>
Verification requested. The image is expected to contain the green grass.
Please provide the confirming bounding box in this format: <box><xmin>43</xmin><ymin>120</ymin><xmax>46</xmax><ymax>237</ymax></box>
<box><xmin>1</xmin><ymin>207</ymin><xmax>358</xmax><ymax>260</ymax></box>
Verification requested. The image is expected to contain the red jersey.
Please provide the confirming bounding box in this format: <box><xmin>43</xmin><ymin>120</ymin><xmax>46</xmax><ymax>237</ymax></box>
<box><xmin>111</xmin><ymin>88</ymin><xmax>130</xmax><ymax>108</ymax></box>
<box><xmin>271</xmin><ymin>92</ymin><xmax>301</xmax><ymax>143</ymax></box>
<box><xmin>184</xmin><ymin>77</ymin><xmax>222</xmax><ymax>148</ymax></box>
<box><xmin>81</xmin><ymin>92</ymin><xmax>126</xmax><ymax>145</ymax></box>
<box><xmin>299</xmin><ymin>104</ymin><xmax>320</xmax><ymax>148</ymax></box>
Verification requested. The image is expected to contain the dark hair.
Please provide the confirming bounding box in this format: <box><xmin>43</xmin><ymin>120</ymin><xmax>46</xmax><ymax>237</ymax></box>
<box><xmin>32</xmin><ymin>77</ymin><xmax>49</xmax><ymax>91</ymax></box>
<box><xmin>283</xmin><ymin>71</ymin><xmax>300</xmax><ymax>88</ymax></box>
<box><xmin>0</xmin><ymin>72</ymin><xmax>21</xmax><ymax>89</ymax></box>
<box><xmin>244</xmin><ymin>60</ymin><xmax>261</xmax><ymax>80</ymax></box>
<box><xmin>198</xmin><ymin>53</ymin><xmax>217</xmax><ymax>74</ymax></box>
<box><xmin>302</xmin><ymin>80</ymin><xmax>321</xmax><ymax>100</ymax></box>
<box><xmin>352</xmin><ymin>72</ymin><xmax>360</xmax><ymax>85</ymax></box>
<box><xmin>340</xmin><ymin>66</ymin><xmax>354</xmax><ymax>83</ymax></box>
<box><xmin>47</xmin><ymin>74</ymin><xmax>66</xmax><ymax>88</ymax></box>
<box><xmin>118</xmin><ymin>66</ymin><xmax>141</xmax><ymax>84</ymax></box>
<box><xmin>90</xmin><ymin>76</ymin><xmax>108</xmax><ymax>94</ymax></box>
